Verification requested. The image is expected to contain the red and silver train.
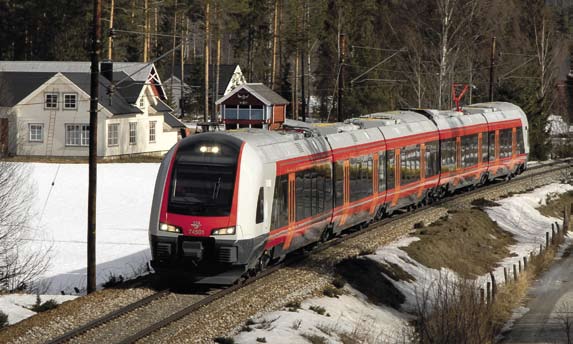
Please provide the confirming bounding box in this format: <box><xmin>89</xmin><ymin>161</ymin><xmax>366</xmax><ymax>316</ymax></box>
<box><xmin>149</xmin><ymin>102</ymin><xmax>529</xmax><ymax>284</ymax></box>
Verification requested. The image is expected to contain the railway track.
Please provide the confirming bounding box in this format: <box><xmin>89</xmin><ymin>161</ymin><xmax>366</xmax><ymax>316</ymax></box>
<box><xmin>43</xmin><ymin>158</ymin><xmax>572</xmax><ymax>344</ymax></box>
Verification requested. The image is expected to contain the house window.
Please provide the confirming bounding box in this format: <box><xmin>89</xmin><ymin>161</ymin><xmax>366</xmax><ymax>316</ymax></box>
<box><xmin>129</xmin><ymin>122</ymin><xmax>137</xmax><ymax>144</ymax></box>
<box><xmin>63</xmin><ymin>93</ymin><xmax>78</xmax><ymax>109</ymax></box>
<box><xmin>29</xmin><ymin>124</ymin><xmax>44</xmax><ymax>142</ymax></box>
<box><xmin>45</xmin><ymin>93</ymin><xmax>58</xmax><ymax>109</ymax></box>
<box><xmin>65</xmin><ymin>124</ymin><xmax>89</xmax><ymax>146</ymax></box>
<box><xmin>108</xmin><ymin>123</ymin><xmax>119</xmax><ymax>146</ymax></box>
<box><xmin>139</xmin><ymin>97</ymin><xmax>145</xmax><ymax>108</ymax></box>
<box><xmin>149</xmin><ymin>121</ymin><xmax>156</xmax><ymax>143</ymax></box>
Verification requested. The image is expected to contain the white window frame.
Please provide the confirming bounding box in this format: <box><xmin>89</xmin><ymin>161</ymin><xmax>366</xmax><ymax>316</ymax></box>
<box><xmin>107</xmin><ymin>123</ymin><xmax>119</xmax><ymax>147</ymax></box>
<box><xmin>65</xmin><ymin>124</ymin><xmax>90</xmax><ymax>147</ymax></box>
<box><xmin>44</xmin><ymin>93</ymin><xmax>58</xmax><ymax>109</ymax></box>
<box><xmin>129</xmin><ymin>122</ymin><xmax>137</xmax><ymax>145</ymax></box>
<box><xmin>149</xmin><ymin>121</ymin><xmax>156</xmax><ymax>143</ymax></box>
<box><xmin>29</xmin><ymin>123</ymin><xmax>44</xmax><ymax>142</ymax></box>
<box><xmin>139</xmin><ymin>97</ymin><xmax>145</xmax><ymax>109</ymax></box>
<box><xmin>63</xmin><ymin>93</ymin><xmax>78</xmax><ymax>110</ymax></box>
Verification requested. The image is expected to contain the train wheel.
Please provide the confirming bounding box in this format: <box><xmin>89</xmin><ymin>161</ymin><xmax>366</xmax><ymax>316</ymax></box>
<box><xmin>257</xmin><ymin>251</ymin><xmax>271</xmax><ymax>273</ymax></box>
<box><xmin>320</xmin><ymin>228</ymin><xmax>333</xmax><ymax>243</ymax></box>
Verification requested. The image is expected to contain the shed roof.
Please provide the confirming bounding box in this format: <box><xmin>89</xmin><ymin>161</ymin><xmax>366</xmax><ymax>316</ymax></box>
<box><xmin>215</xmin><ymin>83</ymin><xmax>288</xmax><ymax>106</ymax></box>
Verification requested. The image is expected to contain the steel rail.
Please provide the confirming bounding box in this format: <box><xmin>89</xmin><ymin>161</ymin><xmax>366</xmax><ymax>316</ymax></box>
<box><xmin>46</xmin><ymin>158</ymin><xmax>572</xmax><ymax>344</ymax></box>
<box><xmin>45</xmin><ymin>290</ymin><xmax>170</xmax><ymax>344</ymax></box>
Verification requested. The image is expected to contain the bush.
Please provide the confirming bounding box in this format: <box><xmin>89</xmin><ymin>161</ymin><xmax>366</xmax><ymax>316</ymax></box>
<box><xmin>102</xmin><ymin>274</ymin><xmax>124</xmax><ymax>288</ymax></box>
<box><xmin>31</xmin><ymin>295</ymin><xmax>58</xmax><ymax>313</ymax></box>
<box><xmin>332</xmin><ymin>276</ymin><xmax>346</xmax><ymax>289</ymax></box>
<box><xmin>323</xmin><ymin>286</ymin><xmax>343</xmax><ymax>298</ymax></box>
<box><xmin>214</xmin><ymin>337</ymin><xmax>235</xmax><ymax>344</ymax></box>
<box><xmin>285</xmin><ymin>300</ymin><xmax>301</xmax><ymax>312</ymax></box>
<box><xmin>0</xmin><ymin>310</ymin><xmax>8</xmax><ymax>329</ymax></box>
<box><xmin>301</xmin><ymin>333</ymin><xmax>328</xmax><ymax>344</ymax></box>
<box><xmin>309</xmin><ymin>305</ymin><xmax>326</xmax><ymax>315</ymax></box>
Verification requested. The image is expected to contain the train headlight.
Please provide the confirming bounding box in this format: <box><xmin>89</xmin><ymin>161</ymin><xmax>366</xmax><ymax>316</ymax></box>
<box><xmin>211</xmin><ymin>226</ymin><xmax>236</xmax><ymax>235</ymax></box>
<box><xmin>159</xmin><ymin>223</ymin><xmax>181</xmax><ymax>233</ymax></box>
<box><xmin>199</xmin><ymin>145</ymin><xmax>220</xmax><ymax>154</ymax></box>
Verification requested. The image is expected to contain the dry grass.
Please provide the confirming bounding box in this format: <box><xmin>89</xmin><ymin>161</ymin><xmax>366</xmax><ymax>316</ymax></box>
<box><xmin>537</xmin><ymin>191</ymin><xmax>573</xmax><ymax>219</ymax></box>
<box><xmin>403</xmin><ymin>208</ymin><xmax>516</xmax><ymax>279</ymax></box>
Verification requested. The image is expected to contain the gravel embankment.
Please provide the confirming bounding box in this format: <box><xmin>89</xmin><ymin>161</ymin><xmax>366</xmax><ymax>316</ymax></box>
<box><xmin>2</xmin><ymin>288</ymin><xmax>156</xmax><ymax>344</ymax></box>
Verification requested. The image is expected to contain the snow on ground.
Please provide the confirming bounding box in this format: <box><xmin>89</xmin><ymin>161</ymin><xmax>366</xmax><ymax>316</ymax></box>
<box><xmin>481</xmin><ymin>183</ymin><xmax>573</xmax><ymax>288</ymax></box>
<box><xmin>0</xmin><ymin>294</ymin><xmax>77</xmax><ymax>325</ymax></box>
<box><xmin>19</xmin><ymin>163</ymin><xmax>160</xmax><ymax>294</ymax></box>
<box><xmin>231</xmin><ymin>183</ymin><xmax>573</xmax><ymax>343</ymax></box>
<box><xmin>234</xmin><ymin>286</ymin><xmax>413</xmax><ymax>344</ymax></box>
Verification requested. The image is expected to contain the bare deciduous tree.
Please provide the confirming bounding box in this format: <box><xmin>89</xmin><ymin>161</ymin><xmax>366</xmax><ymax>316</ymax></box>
<box><xmin>0</xmin><ymin>162</ymin><xmax>50</xmax><ymax>291</ymax></box>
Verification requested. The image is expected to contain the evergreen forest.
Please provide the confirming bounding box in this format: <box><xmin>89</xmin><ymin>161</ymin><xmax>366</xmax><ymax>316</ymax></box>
<box><xmin>0</xmin><ymin>0</ymin><xmax>572</xmax><ymax>159</ymax></box>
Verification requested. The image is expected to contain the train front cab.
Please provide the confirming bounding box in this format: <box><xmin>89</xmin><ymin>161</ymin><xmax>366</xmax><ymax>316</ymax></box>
<box><xmin>149</xmin><ymin>133</ymin><xmax>268</xmax><ymax>284</ymax></box>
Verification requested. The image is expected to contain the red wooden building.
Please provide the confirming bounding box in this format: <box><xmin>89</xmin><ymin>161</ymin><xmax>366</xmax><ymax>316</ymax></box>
<box><xmin>215</xmin><ymin>83</ymin><xmax>288</xmax><ymax>130</ymax></box>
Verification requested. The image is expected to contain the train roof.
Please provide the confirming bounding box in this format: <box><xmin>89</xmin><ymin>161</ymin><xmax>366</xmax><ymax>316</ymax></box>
<box><xmin>190</xmin><ymin>102</ymin><xmax>526</xmax><ymax>164</ymax></box>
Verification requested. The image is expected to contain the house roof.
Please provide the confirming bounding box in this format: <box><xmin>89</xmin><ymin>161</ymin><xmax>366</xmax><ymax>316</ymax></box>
<box><xmin>168</xmin><ymin>64</ymin><xmax>242</xmax><ymax>96</ymax></box>
<box><xmin>215</xmin><ymin>83</ymin><xmax>289</xmax><ymax>106</ymax></box>
<box><xmin>0</xmin><ymin>60</ymin><xmax>167</xmax><ymax>100</ymax></box>
<box><xmin>63</xmin><ymin>72</ymin><xmax>142</xmax><ymax>115</ymax></box>
<box><xmin>152</xmin><ymin>99</ymin><xmax>173</xmax><ymax>113</ymax></box>
<box><xmin>0</xmin><ymin>72</ymin><xmax>55</xmax><ymax>106</ymax></box>
<box><xmin>0</xmin><ymin>71</ymin><xmax>142</xmax><ymax>115</ymax></box>
<box><xmin>163</xmin><ymin>112</ymin><xmax>186</xmax><ymax>128</ymax></box>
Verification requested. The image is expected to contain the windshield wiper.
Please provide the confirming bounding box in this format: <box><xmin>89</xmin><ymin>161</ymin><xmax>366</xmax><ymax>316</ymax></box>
<box><xmin>212</xmin><ymin>177</ymin><xmax>221</xmax><ymax>200</ymax></box>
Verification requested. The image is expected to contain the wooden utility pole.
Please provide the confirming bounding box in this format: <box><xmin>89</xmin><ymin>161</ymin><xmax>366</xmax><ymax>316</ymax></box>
<box><xmin>300</xmin><ymin>1</ymin><xmax>306</xmax><ymax>122</ymax></box>
<box><xmin>170</xmin><ymin>0</ymin><xmax>177</xmax><ymax>106</ymax></box>
<box><xmin>143</xmin><ymin>0</ymin><xmax>148</xmax><ymax>62</ymax></box>
<box><xmin>88</xmin><ymin>0</ymin><xmax>102</xmax><ymax>295</ymax></box>
<box><xmin>107</xmin><ymin>0</ymin><xmax>114</xmax><ymax>60</ymax></box>
<box><xmin>271</xmin><ymin>0</ymin><xmax>279</xmax><ymax>91</ymax></box>
<box><xmin>337</xmin><ymin>33</ymin><xmax>346</xmax><ymax>122</ymax></box>
<box><xmin>215</xmin><ymin>1</ymin><xmax>221</xmax><ymax>118</ymax></box>
<box><xmin>180</xmin><ymin>16</ymin><xmax>185</xmax><ymax>118</ymax></box>
<box><xmin>293</xmin><ymin>51</ymin><xmax>299</xmax><ymax>120</ymax></box>
<box><xmin>205</xmin><ymin>0</ymin><xmax>211</xmax><ymax>122</ymax></box>
<box><xmin>489</xmin><ymin>36</ymin><xmax>496</xmax><ymax>102</ymax></box>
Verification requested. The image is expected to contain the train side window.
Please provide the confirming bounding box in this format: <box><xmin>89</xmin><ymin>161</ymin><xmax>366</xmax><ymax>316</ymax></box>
<box><xmin>401</xmin><ymin>145</ymin><xmax>420</xmax><ymax>185</ymax></box>
<box><xmin>256</xmin><ymin>187</ymin><xmax>264</xmax><ymax>224</ymax></box>
<box><xmin>425</xmin><ymin>141</ymin><xmax>439</xmax><ymax>177</ymax></box>
<box><xmin>516</xmin><ymin>127</ymin><xmax>524</xmax><ymax>154</ymax></box>
<box><xmin>488</xmin><ymin>131</ymin><xmax>496</xmax><ymax>161</ymax></box>
<box><xmin>378</xmin><ymin>151</ymin><xmax>386</xmax><ymax>192</ymax></box>
<box><xmin>499</xmin><ymin>129</ymin><xmax>512</xmax><ymax>158</ymax></box>
<box><xmin>461</xmin><ymin>134</ymin><xmax>478</xmax><ymax>168</ymax></box>
<box><xmin>440</xmin><ymin>138</ymin><xmax>456</xmax><ymax>172</ymax></box>
<box><xmin>323</xmin><ymin>163</ymin><xmax>333</xmax><ymax>211</ymax></box>
<box><xmin>334</xmin><ymin>161</ymin><xmax>344</xmax><ymax>207</ymax></box>
<box><xmin>387</xmin><ymin>150</ymin><xmax>395</xmax><ymax>190</ymax></box>
<box><xmin>270</xmin><ymin>175</ymin><xmax>288</xmax><ymax>230</ymax></box>
<box><xmin>482</xmin><ymin>132</ymin><xmax>489</xmax><ymax>163</ymax></box>
<box><xmin>295</xmin><ymin>171</ymin><xmax>305</xmax><ymax>221</ymax></box>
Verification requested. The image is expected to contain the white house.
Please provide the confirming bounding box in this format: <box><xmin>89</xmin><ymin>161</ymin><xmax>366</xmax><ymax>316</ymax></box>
<box><xmin>0</xmin><ymin>61</ymin><xmax>184</xmax><ymax>158</ymax></box>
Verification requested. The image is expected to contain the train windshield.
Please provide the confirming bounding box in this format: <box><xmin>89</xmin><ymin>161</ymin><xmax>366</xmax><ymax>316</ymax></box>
<box><xmin>168</xmin><ymin>163</ymin><xmax>236</xmax><ymax>216</ymax></box>
<box><xmin>167</xmin><ymin>136</ymin><xmax>241</xmax><ymax>217</ymax></box>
